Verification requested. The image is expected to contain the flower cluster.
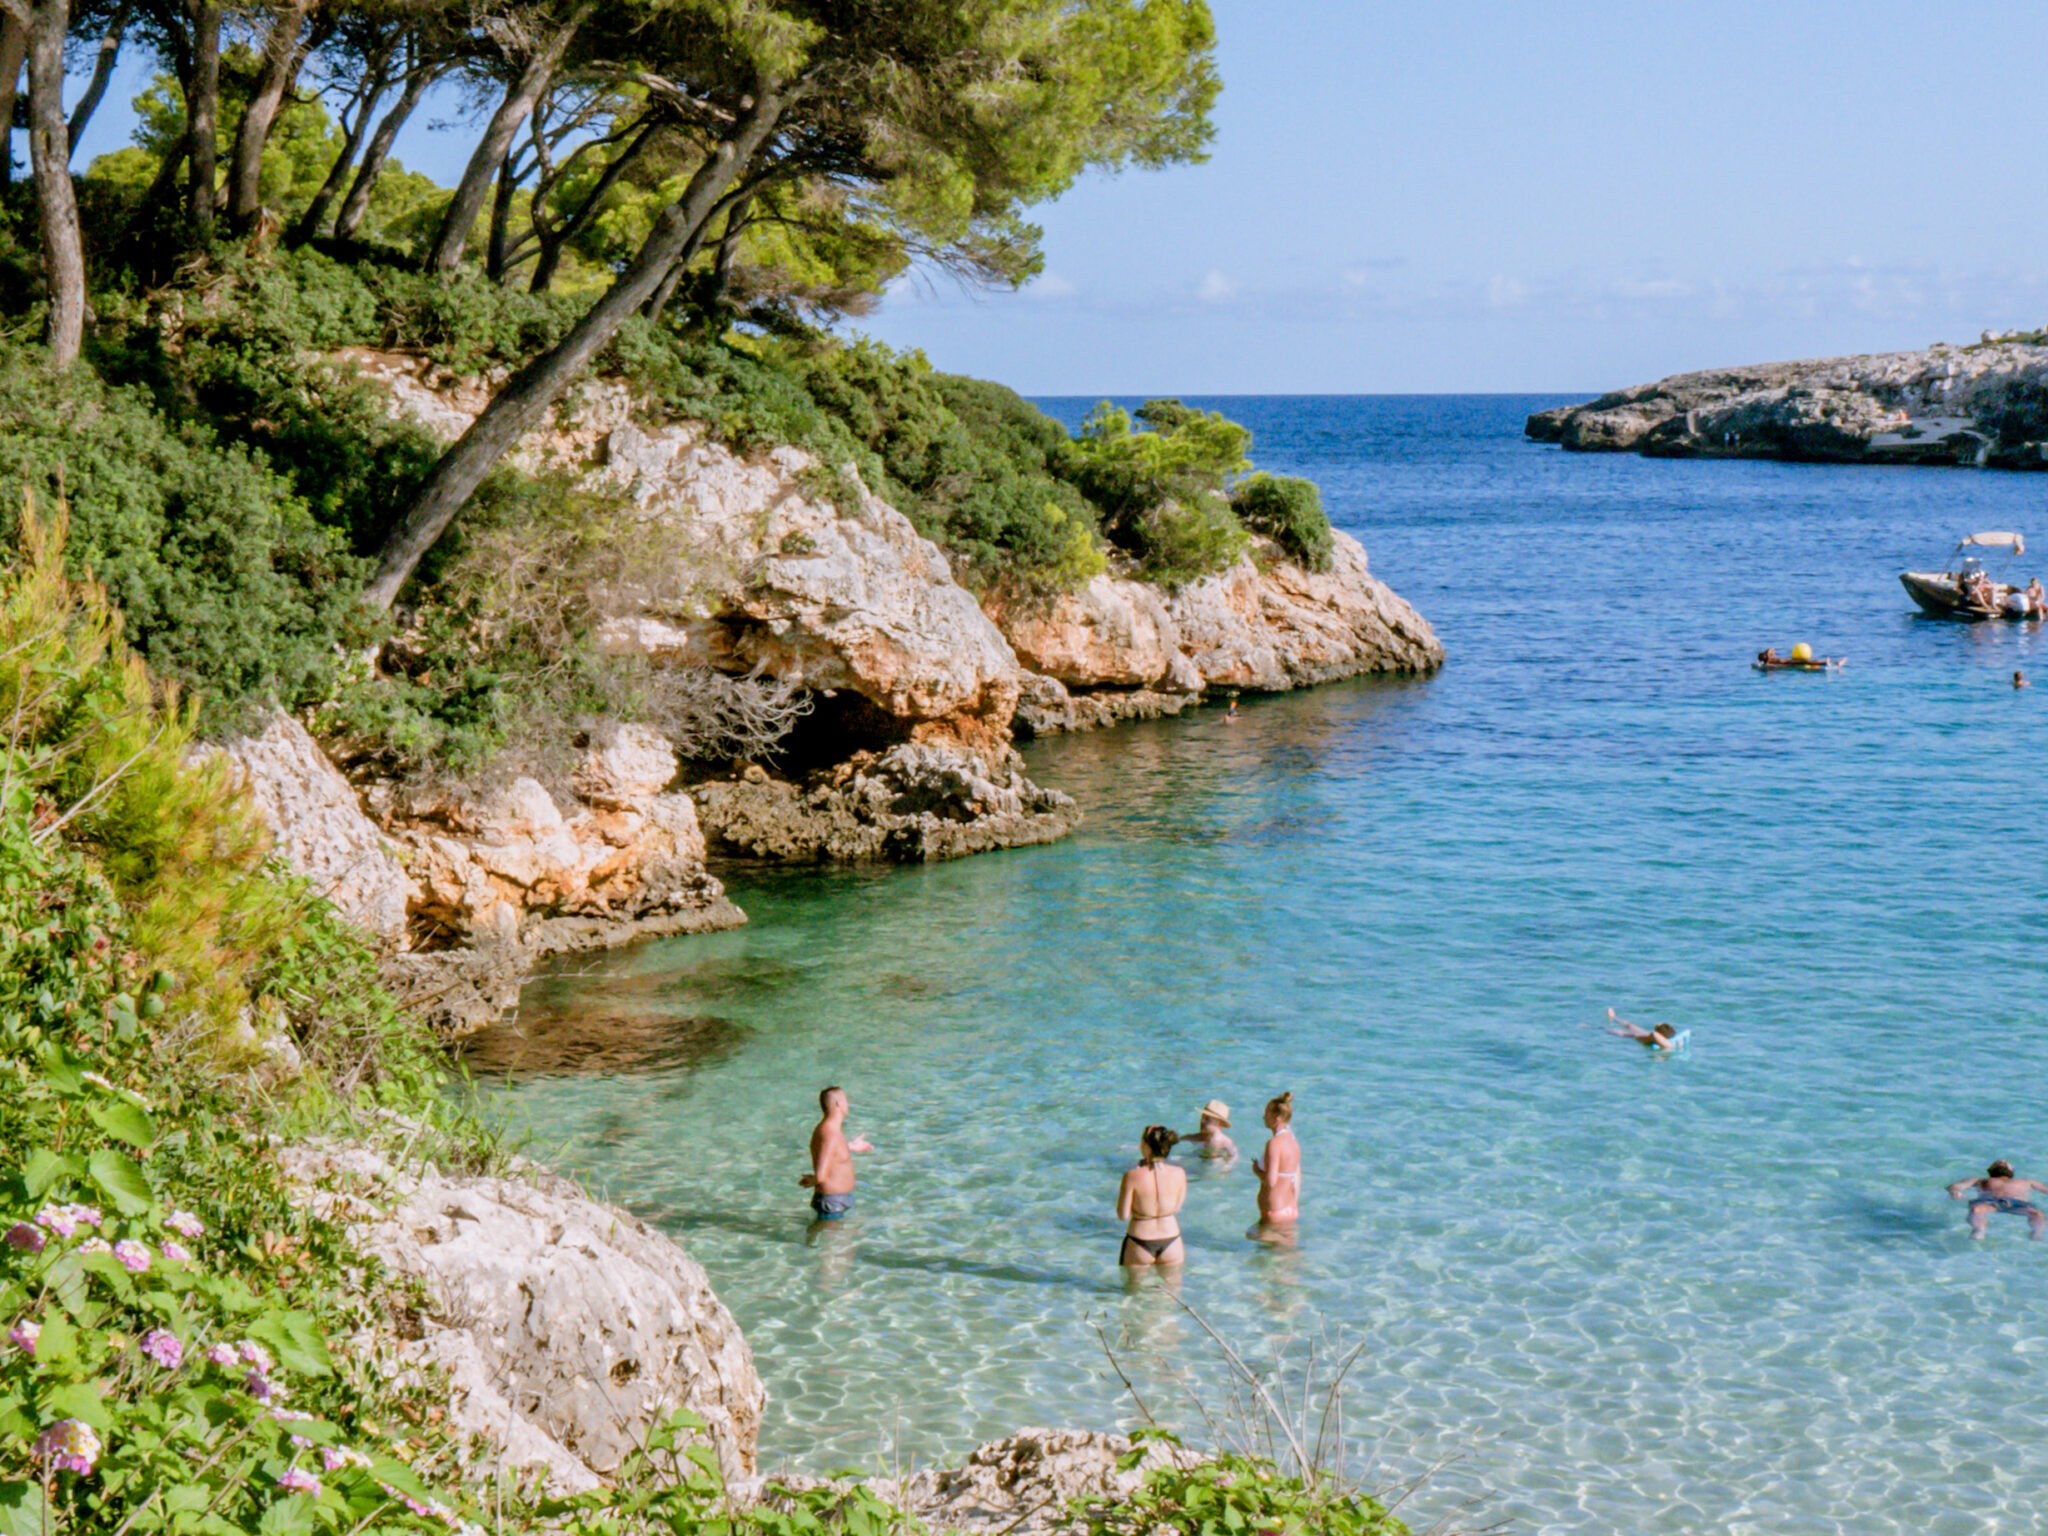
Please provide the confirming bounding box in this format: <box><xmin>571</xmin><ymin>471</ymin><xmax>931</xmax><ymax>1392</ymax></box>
<box><xmin>7</xmin><ymin>1320</ymin><xmax>39</xmax><ymax>1356</ymax></box>
<box><xmin>165</xmin><ymin>1209</ymin><xmax>206</xmax><ymax>1239</ymax></box>
<box><xmin>322</xmin><ymin>1446</ymin><xmax>372</xmax><ymax>1473</ymax></box>
<box><xmin>3</xmin><ymin>1221</ymin><xmax>45</xmax><ymax>1253</ymax></box>
<box><xmin>272</xmin><ymin>1407</ymin><xmax>316</xmax><ymax>1446</ymax></box>
<box><xmin>139</xmin><ymin>1328</ymin><xmax>182</xmax><ymax>1369</ymax></box>
<box><xmin>77</xmin><ymin>1236</ymin><xmax>110</xmax><ymax>1256</ymax></box>
<box><xmin>277</xmin><ymin>1468</ymin><xmax>323</xmax><ymax>1497</ymax></box>
<box><xmin>162</xmin><ymin>1239</ymin><xmax>192</xmax><ymax>1263</ymax></box>
<box><xmin>204</xmin><ymin>1341</ymin><xmax>239</xmax><ymax>1368</ymax></box>
<box><xmin>33</xmin><ymin>1419</ymin><xmax>102</xmax><ymax>1476</ymax></box>
<box><xmin>112</xmin><ymin>1239</ymin><xmax>151</xmax><ymax>1273</ymax></box>
<box><xmin>34</xmin><ymin>1203</ymin><xmax>102</xmax><ymax>1237</ymax></box>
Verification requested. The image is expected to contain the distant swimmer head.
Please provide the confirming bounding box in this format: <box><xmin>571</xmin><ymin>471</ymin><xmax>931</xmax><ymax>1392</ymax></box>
<box><xmin>1790</xmin><ymin>642</ymin><xmax>1814</xmax><ymax>662</ymax></box>
<box><xmin>1264</xmin><ymin>1091</ymin><xmax>1295</xmax><ymax>1127</ymax></box>
<box><xmin>1140</xmin><ymin>1125</ymin><xmax>1178</xmax><ymax>1163</ymax></box>
<box><xmin>1989</xmin><ymin>1160</ymin><xmax>2016</xmax><ymax>1179</ymax></box>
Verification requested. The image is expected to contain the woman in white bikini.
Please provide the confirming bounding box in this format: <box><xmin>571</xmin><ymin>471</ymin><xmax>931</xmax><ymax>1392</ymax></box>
<box><xmin>1253</xmin><ymin>1092</ymin><xmax>1300</xmax><ymax>1228</ymax></box>
<box><xmin>1117</xmin><ymin>1125</ymin><xmax>1187</xmax><ymax>1267</ymax></box>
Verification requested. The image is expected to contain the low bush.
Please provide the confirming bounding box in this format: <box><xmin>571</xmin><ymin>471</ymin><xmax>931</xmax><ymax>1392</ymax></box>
<box><xmin>1068</xmin><ymin>400</ymin><xmax>1253</xmax><ymax>586</ymax></box>
<box><xmin>1075</xmin><ymin>1433</ymin><xmax>1409</xmax><ymax>1536</ymax></box>
<box><xmin>1233</xmin><ymin>471</ymin><xmax>1336</xmax><ymax>572</ymax></box>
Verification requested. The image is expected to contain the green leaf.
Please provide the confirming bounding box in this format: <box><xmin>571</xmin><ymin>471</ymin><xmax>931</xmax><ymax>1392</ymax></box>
<box><xmin>0</xmin><ymin>1481</ymin><xmax>47</xmax><ymax>1536</ymax></box>
<box><xmin>40</xmin><ymin>1381</ymin><xmax>111</xmax><ymax>1432</ymax></box>
<box><xmin>23</xmin><ymin>1149</ymin><xmax>81</xmax><ymax>1199</ymax></box>
<box><xmin>36</xmin><ymin>1043</ymin><xmax>82</xmax><ymax>1096</ymax></box>
<box><xmin>86</xmin><ymin>1148</ymin><xmax>154</xmax><ymax>1216</ymax></box>
<box><xmin>250</xmin><ymin>1312</ymin><xmax>332</xmax><ymax>1378</ymax></box>
<box><xmin>87</xmin><ymin>1098</ymin><xmax>158</xmax><ymax>1150</ymax></box>
<box><xmin>29</xmin><ymin>1311</ymin><xmax>77</xmax><ymax>1371</ymax></box>
<box><xmin>257</xmin><ymin>1496</ymin><xmax>316</xmax><ymax>1536</ymax></box>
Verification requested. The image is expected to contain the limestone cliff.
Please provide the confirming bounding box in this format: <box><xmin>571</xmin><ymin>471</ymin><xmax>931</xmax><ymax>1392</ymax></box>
<box><xmin>1528</xmin><ymin>335</ymin><xmax>2048</xmax><ymax>466</ymax></box>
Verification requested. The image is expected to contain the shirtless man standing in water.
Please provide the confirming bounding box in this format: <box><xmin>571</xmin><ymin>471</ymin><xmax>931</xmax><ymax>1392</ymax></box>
<box><xmin>1946</xmin><ymin>1160</ymin><xmax>2048</xmax><ymax>1240</ymax></box>
<box><xmin>800</xmin><ymin>1086</ymin><xmax>873</xmax><ymax>1220</ymax></box>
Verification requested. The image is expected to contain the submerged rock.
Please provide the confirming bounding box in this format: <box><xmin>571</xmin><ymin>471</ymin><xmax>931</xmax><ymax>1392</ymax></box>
<box><xmin>1528</xmin><ymin>340</ymin><xmax>2048</xmax><ymax>467</ymax></box>
<box><xmin>281</xmin><ymin>1143</ymin><xmax>764</xmax><ymax>1495</ymax></box>
<box><xmin>694</xmin><ymin>744</ymin><xmax>1080</xmax><ymax>862</ymax></box>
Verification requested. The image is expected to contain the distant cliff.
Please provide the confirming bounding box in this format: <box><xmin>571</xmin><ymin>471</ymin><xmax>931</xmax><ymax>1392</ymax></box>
<box><xmin>1527</xmin><ymin>334</ymin><xmax>2048</xmax><ymax>468</ymax></box>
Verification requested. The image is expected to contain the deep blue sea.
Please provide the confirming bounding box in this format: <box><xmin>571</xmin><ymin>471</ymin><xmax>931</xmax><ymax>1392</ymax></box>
<box><xmin>483</xmin><ymin>397</ymin><xmax>2048</xmax><ymax>1536</ymax></box>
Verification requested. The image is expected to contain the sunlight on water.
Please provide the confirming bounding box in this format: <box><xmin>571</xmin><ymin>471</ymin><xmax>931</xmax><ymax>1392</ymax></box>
<box><xmin>477</xmin><ymin>398</ymin><xmax>2048</xmax><ymax>1536</ymax></box>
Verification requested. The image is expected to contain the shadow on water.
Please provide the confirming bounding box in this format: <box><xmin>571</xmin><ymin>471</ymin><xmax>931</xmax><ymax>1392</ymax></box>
<box><xmin>1832</xmin><ymin>1192</ymin><xmax>1959</xmax><ymax>1244</ymax></box>
<box><xmin>644</xmin><ymin>1206</ymin><xmax>1123</xmax><ymax>1294</ymax></box>
<box><xmin>457</xmin><ymin>1008</ymin><xmax>751</xmax><ymax>1078</ymax></box>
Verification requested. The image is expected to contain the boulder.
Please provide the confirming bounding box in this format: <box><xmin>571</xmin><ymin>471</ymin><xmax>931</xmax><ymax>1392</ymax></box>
<box><xmin>694</xmin><ymin>744</ymin><xmax>1080</xmax><ymax>862</ymax></box>
<box><xmin>1011</xmin><ymin>671</ymin><xmax>1196</xmax><ymax>738</ymax></box>
<box><xmin>281</xmin><ymin>1143</ymin><xmax>764</xmax><ymax>1495</ymax></box>
<box><xmin>205</xmin><ymin>711</ymin><xmax>412</xmax><ymax>948</ymax></box>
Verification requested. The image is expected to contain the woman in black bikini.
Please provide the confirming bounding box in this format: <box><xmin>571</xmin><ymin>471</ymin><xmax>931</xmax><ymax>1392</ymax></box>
<box><xmin>1117</xmin><ymin>1125</ymin><xmax>1187</xmax><ymax>1267</ymax></box>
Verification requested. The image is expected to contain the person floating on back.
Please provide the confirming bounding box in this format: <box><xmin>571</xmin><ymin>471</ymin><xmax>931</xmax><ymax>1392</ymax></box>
<box><xmin>1946</xmin><ymin>1159</ymin><xmax>2048</xmax><ymax>1240</ymax></box>
<box><xmin>1252</xmin><ymin>1091</ymin><xmax>1300</xmax><ymax>1236</ymax></box>
<box><xmin>1117</xmin><ymin>1125</ymin><xmax>1187</xmax><ymax>1267</ymax></box>
<box><xmin>1607</xmin><ymin>1008</ymin><xmax>1684</xmax><ymax>1052</ymax></box>
<box><xmin>1182</xmin><ymin>1099</ymin><xmax>1237</xmax><ymax>1162</ymax></box>
<box><xmin>800</xmin><ymin>1085</ymin><xmax>872</xmax><ymax>1221</ymax></box>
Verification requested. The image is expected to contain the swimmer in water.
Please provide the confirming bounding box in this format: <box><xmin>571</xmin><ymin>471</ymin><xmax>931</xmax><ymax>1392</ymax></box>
<box><xmin>1947</xmin><ymin>1160</ymin><xmax>2048</xmax><ymax>1240</ymax></box>
<box><xmin>1181</xmin><ymin>1099</ymin><xmax>1237</xmax><ymax>1162</ymax></box>
<box><xmin>799</xmin><ymin>1085</ymin><xmax>873</xmax><ymax>1220</ymax></box>
<box><xmin>1226</xmin><ymin>696</ymin><xmax>1240</xmax><ymax>720</ymax></box>
<box><xmin>2016</xmin><ymin>671</ymin><xmax>2030</xmax><ymax>689</ymax></box>
<box><xmin>1118</xmin><ymin>1125</ymin><xmax>1187</xmax><ymax>1267</ymax></box>
<box><xmin>1606</xmin><ymin>1008</ymin><xmax>1682</xmax><ymax>1051</ymax></box>
<box><xmin>1252</xmin><ymin>1092</ymin><xmax>1300</xmax><ymax>1234</ymax></box>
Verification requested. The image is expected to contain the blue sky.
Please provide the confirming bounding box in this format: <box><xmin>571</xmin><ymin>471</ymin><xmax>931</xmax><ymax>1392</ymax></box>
<box><xmin>59</xmin><ymin>0</ymin><xmax>2048</xmax><ymax>392</ymax></box>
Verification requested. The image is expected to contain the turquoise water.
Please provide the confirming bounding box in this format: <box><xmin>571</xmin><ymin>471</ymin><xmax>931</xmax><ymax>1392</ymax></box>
<box><xmin>482</xmin><ymin>398</ymin><xmax>2048</xmax><ymax>1536</ymax></box>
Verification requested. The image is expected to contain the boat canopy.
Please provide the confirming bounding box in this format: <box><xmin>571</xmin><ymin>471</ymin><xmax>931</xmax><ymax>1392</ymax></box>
<box><xmin>1959</xmin><ymin>531</ymin><xmax>2025</xmax><ymax>553</ymax></box>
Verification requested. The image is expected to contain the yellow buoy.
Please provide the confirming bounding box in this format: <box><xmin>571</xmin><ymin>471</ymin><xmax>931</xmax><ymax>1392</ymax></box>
<box><xmin>1790</xmin><ymin>642</ymin><xmax>1814</xmax><ymax>662</ymax></box>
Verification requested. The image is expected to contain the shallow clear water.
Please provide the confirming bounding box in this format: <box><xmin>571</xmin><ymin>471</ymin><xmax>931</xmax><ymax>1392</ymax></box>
<box><xmin>482</xmin><ymin>398</ymin><xmax>2048</xmax><ymax>1536</ymax></box>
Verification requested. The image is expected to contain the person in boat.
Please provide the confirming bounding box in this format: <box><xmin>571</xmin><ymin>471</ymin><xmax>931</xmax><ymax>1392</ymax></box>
<box><xmin>799</xmin><ymin>1085</ymin><xmax>873</xmax><ymax>1221</ymax></box>
<box><xmin>1946</xmin><ymin>1160</ymin><xmax>2048</xmax><ymax>1240</ymax></box>
<box><xmin>1606</xmin><ymin>1008</ymin><xmax>1683</xmax><ymax>1051</ymax></box>
<box><xmin>1962</xmin><ymin>569</ymin><xmax>1998</xmax><ymax>612</ymax></box>
<box><xmin>1252</xmin><ymin>1092</ymin><xmax>1301</xmax><ymax>1233</ymax></box>
<box><xmin>1117</xmin><ymin>1125</ymin><xmax>1187</xmax><ymax>1267</ymax></box>
<box><xmin>1181</xmin><ymin>1099</ymin><xmax>1237</xmax><ymax>1161</ymax></box>
<box><xmin>2028</xmin><ymin>577</ymin><xmax>2046</xmax><ymax>617</ymax></box>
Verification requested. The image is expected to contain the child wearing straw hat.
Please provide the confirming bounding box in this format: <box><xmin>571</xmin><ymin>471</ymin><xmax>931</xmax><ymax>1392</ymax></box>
<box><xmin>1182</xmin><ymin>1099</ymin><xmax>1238</xmax><ymax>1162</ymax></box>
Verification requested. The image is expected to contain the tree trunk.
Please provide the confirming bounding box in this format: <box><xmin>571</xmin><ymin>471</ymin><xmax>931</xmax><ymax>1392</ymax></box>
<box><xmin>485</xmin><ymin>144</ymin><xmax>518</xmax><ymax>281</ymax></box>
<box><xmin>225</xmin><ymin>0</ymin><xmax>312</xmax><ymax>234</ymax></box>
<box><xmin>425</xmin><ymin>0</ymin><xmax>592</xmax><ymax>274</ymax></box>
<box><xmin>182</xmin><ymin>0</ymin><xmax>220</xmax><ymax>241</ymax></box>
<box><xmin>287</xmin><ymin>62</ymin><xmax>384</xmax><ymax>245</ymax></box>
<box><xmin>367</xmin><ymin>84</ymin><xmax>792</xmax><ymax>610</ymax></box>
<box><xmin>333</xmin><ymin>61</ymin><xmax>430</xmax><ymax>241</ymax></box>
<box><xmin>65</xmin><ymin>0</ymin><xmax>131</xmax><ymax>155</ymax></box>
<box><xmin>529</xmin><ymin>114</ymin><xmax>659</xmax><ymax>294</ymax></box>
<box><xmin>706</xmin><ymin>194</ymin><xmax>750</xmax><ymax>312</ymax></box>
<box><xmin>23</xmin><ymin>0</ymin><xmax>85</xmax><ymax>367</ymax></box>
<box><xmin>0</xmin><ymin>16</ymin><xmax>28</xmax><ymax>187</ymax></box>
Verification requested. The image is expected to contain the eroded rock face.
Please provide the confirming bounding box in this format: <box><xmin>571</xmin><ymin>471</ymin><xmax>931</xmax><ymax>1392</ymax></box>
<box><xmin>694</xmin><ymin>744</ymin><xmax>1080</xmax><ymax>862</ymax></box>
<box><xmin>281</xmin><ymin>1143</ymin><xmax>764</xmax><ymax>1495</ymax></box>
<box><xmin>1527</xmin><ymin>341</ymin><xmax>2048</xmax><ymax>467</ymax></box>
<box><xmin>386</xmin><ymin>727</ymin><xmax>741</xmax><ymax>950</ymax></box>
<box><xmin>995</xmin><ymin>576</ymin><xmax>1200</xmax><ymax>692</ymax></box>
<box><xmin>1011</xmin><ymin>671</ymin><xmax>1196</xmax><ymax>738</ymax></box>
<box><xmin>204</xmin><ymin>711</ymin><xmax>413</xmax><ymax>948</ymax></box>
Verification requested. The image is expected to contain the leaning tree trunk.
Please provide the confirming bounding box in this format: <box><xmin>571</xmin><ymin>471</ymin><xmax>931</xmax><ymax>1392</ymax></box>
<box><xmin>366</xmin><ymin>84</ymin><xmax>792</xmax><ymax>610</ymax></box>
<box><xmin>287</xmin><ymin>64</ymin><xmax>384</xmax><ymax>245</ymax></box>
<box><xmin>182</xmin><ymin>0</ymin><xmax>221</xmax><ymax>242</ymax></box>
<box><xmin>528</xmin><ymin>114</ymin><xmax>660</xmax><ymax>294</ymax></box>
<box><xmin>65</xmin><ymin>0</ymin><xmax>131</xmax><ymax>155</ymax></box>
<box><xmin>425</xmin><ymin>0</ymin><xmax>592</xmax><ymax>274</ymax></box>
<box><xmin>333</xmin><ymin>62</ymin><xmax>430</xmax><ymax>241</ymax></box>
<box><xmin>20</xmin><ymin>0</ymin><xmax>85</xmax><ymax>366</ymax></box>
<box><xmin>484</xmin><ymin>145</ymin><xmax>518</xmax><ymax>281</ymax></box>
<box><xmin>0</xmin><ymin>16</ymin><xmax>27</xmax><ymax>187</ymax></box>
<box><xmin>225</xmin><ymin>0</ymin><xmax>312</xmax><ymax>235</ymax></box>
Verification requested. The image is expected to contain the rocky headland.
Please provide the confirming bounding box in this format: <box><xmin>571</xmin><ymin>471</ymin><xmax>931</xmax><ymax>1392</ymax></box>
<box><xmin>1527</xmin><ymin>332</ymin><xmax>2048</xmax><ymax>466</ymax></box>
<box><xmin>209</xmin><ymin>353</ymin><xmax>1442</xmax><ymax>1039</ymax></box>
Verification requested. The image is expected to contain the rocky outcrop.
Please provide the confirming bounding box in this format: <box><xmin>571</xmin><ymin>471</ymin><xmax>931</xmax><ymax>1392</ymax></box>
<box><xmin>694</xmin><ymin>744</ymin><xmax>1080</xmax><ymax>862</ymax></box>
<box><xmin>206</xmin><ymin>712</ymin><xmax>413</xmax><ymax>948</ymax></box>
<box><xmin>781</xmin><ymin>1429</ymin><xmax>1200</xmax><ymax>1535</ymax></box>
<box><xmin>282</xmin><ymin>1143</ymin><xmax>764</xmax><ymax>1496</ymax></box>
<box><xmin>1527</xmin><ymin>338</ymin><xmax>2048</xmax><ymax>467</ymax></box>
<box><xmin>995</xmin><ymin>531</ymin><xmax>1441</xmax><ymax>734</ymax></box>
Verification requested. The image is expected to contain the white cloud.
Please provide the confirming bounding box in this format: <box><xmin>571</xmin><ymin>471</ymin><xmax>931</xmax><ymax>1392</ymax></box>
<box><xmin>1486</xmin><ymin>274</ymin><xmax>1528</xmax><ymax>309</ymax></box>
<box><xmin>1025</xmin><ymin>272</ymin><xmax>1078</xmax><ymax>301</ymax></box>
<box><xmin>1197</xmin><ymin>270</ymin><xmax>1237</xmax><ymax>304</ymax></box>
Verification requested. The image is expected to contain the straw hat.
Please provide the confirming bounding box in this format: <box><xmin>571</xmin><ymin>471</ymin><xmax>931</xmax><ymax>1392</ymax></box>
<box><xmin>1197</xmin><ymin>1099</ymin><xmax>1231</xmax><ymax>1127</ymax></box>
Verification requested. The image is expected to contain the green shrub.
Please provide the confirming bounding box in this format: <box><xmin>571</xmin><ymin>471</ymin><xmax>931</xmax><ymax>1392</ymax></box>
<box><xmin>1068</xmin><ymin>400</ymin><xmax>1253</xmax><ymax>585</ymax></box>
<box><xmin>1233</xmin><ymin>471</ymin><xmax>1335</xmax><ymax>572</ymax></box>
<box><xmin>0</xmin><ymin>347</ymin><xmax>365</xmax><ymax>717</ymax></box>
<box><xmin>1074</xmin><ymin>1433</ymin><xmax>1409</xmax><ymax>1535</ymax></box>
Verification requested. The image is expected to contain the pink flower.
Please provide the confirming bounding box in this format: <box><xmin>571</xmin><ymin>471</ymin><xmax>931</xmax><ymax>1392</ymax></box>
<box><xmin>33</xmin><ymin>1419</ymin><xmax>101</xmax><ymax>1476</ymax></box>
<box><xmin>161</xmin><ymin>1240</ymin><xmax>192</xmax><ymax>1264</ymax></box>
<box><xmin>3</xmin><ymin>1222</ymin><xmax>45</xmax><ymax>1253</ymax></box>
<box><xmin>76</xmin><ymin>1237</ymin><xmax>110</xmax><ymax>1256</ymax></box>
<box><xmin>271</xmin><ymin>1407</ymin><xmax>315</xmax><ymax>1447</ymax></box>
<box><xmin>34</xmin><ymin>1205</ymin><xmax>100</xmax><ymax>1238</ymax></box>
<box><xmin>322</xmin><ymin>1446</ymin><xmax>372</xmax><ymax>1473</ymax></box>
<box><xmin>205</xmin><ymin>1342</ymin><xmax>239</xmax><ymax>1368</ymax></box>
<box><xmin>8</xmin><ymin>1321</ymin><xmax>40</xmax><ymax>1357</ymax></box>
<box><xmin>244</xmin><ymin>1368</ymin><xmax>280</xmax><ymax>1403</ymax></box>
<box><xmin>112</xmin><ymin>1240</ymin><xmax>150</xmax><ymax>1273</ymax></box>
<box><xmin>164</xmin><ymin>1210</ymin><xmax>205</xmax><ymax>1239</ymax></box>
<box><xmin>140</xmin><ymin>1329</ymin><xmax>182</xmax><ymax>1369</ymax></box>
<box><xmin>238</xmin><ymin>1341</ymin><xmax>274</xmax><ymax>1372</ymax></box>
<box><xmin>276</xmin><ymin>1468</ymin><xmax>322</xmax><ymax>1496</ymax></box>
